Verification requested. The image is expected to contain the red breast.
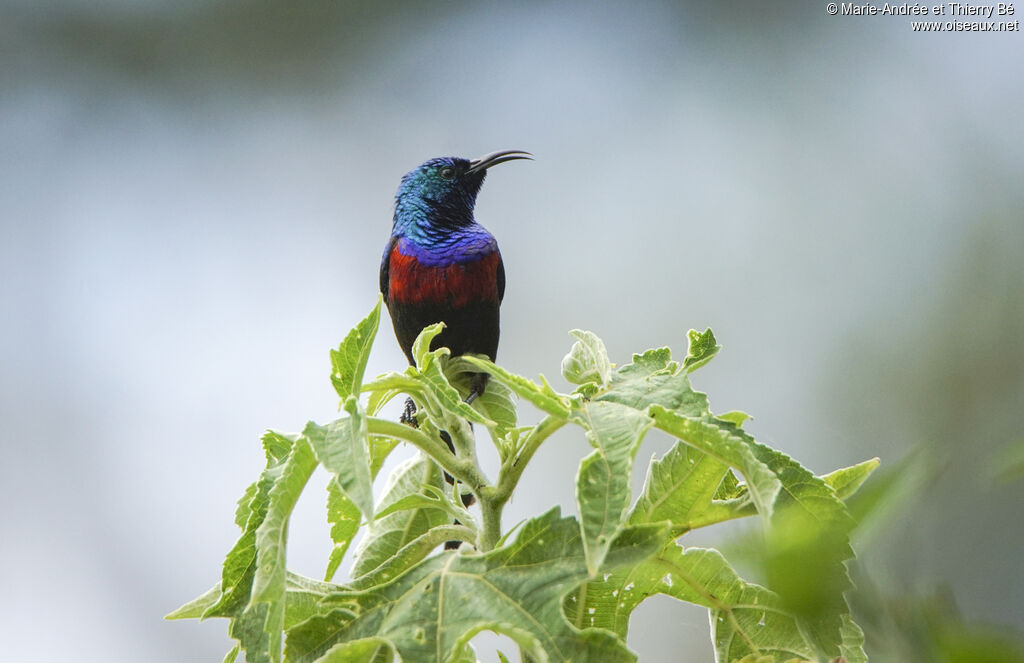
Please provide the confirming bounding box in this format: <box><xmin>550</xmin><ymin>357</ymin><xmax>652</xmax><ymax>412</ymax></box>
<box><xmin>387</xmin><ymin>244</ymin><xmax>501</xmax><ymax>308</ymax></box>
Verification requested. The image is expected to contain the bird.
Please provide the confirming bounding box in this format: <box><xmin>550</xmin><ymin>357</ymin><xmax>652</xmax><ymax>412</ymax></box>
<box><xmin>380</xmin><ymin>150</ymin><xmax>530</xmax><ymax>549</ymax></box>
<box><xmin>380</xmin><ymin>149</ymin><xmax>532</xmax><ymax>405</ymax></box>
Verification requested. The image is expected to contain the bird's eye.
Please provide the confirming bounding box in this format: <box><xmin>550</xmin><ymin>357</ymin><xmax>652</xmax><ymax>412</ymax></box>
<box><xmin>439</xmin><ymin>166</ymin><xmax>456</xmax><ymax>180</ymax></box>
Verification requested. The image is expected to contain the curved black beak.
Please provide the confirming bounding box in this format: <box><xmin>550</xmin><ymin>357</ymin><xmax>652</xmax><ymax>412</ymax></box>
<box><xmin>465</xmin><ymin>149</ymin><xmax>533</xmax><ymax>175</ymax></box>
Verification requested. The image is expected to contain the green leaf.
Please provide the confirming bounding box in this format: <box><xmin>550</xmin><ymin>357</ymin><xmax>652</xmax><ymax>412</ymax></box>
<box><xmin>448</xmin><ymin>357</ymin><xmax>518</xmax><ymax>447</ymax></box>
<box><xmin>820</xmin><ymin>457</ymin><xmax>880</xmax><ymax>501</ymax></box>
<box><xmin>696</xmin><ymin>457</ymin><xmax>880</xmax><ymax>528</ymax></box>
<box><xmin>411</xmin><ymin>322</ymin><xmax>445</xmax><ymax>369</ymax></box>
<box><xmin>306</xmin><ymin>399</ymin><xmax>374</xmax><ymax>522</ymax></box>
<box><xmin>198</xmin><ymin>435</ymin><xmax>318</xmax><ymax>663</ymax></box>
<box><xmin>713</xmin><ymin>467</ymin><xmax>745</xmax><ymax>500</ymax></box>
<box><xmin>228</xmin><ymin>432</ymin><xmax>296</xmax><ymax>536</ymax></box>
<box><xmin>369</xmin><ymin>435</ymin><xmax>400</xmax><ymax>479</ymax></box>
<box><xmin>286</xmin><ymin>509</ymin><xmax>666</xmax><ymax>663</ymax></box>
<box><xmin>262</xmin><ymin>431</ymin><xmax>294</xmax><ymax>465</ymax></box>
<box><xmin>252</xmin><ymin>440</ymin><xmax>318</xmax><ymax>613</ymax></box>
<box><xmin>649</xmin><ymin>409</ymin><xmax>781</xmax><ymax>518</ymax></box>
<box><xmin>372</xmin><ymin>485</ymin><xmax>475</xmax><ymax>531</ymax></box>
<box><xmin>717</xmin><ymin>410</ymin><xmax>752</xmax><ymax>428</ymax></box>
<box><xmin>240</xmin><ymin>435</ymin><xmax>318</xmax><ymax>662</ymax></box>
<box><xmin>682</xmin><ymin>328</ymin><xmax>720</xmax><ymax>373</ymax></box>
<box><xmin>366</xmin><ymin>386</ymin><xmax>404</xmax><ymax>417</ymax></box>
<box><xmin>361</xmin><ymin>372</ymin><xmax>422</xmax><ymax>397</ymax></box>
<box><xmin>323</xmin><ymin>431</ymin><xmax>398</xmax><ymax>582</ymax></box>
<box><xmin>573</xmin><ymin>401</ymin><xmax>653</xmax><ymax>575</ymax></box>
<box><xmin>754</xmin><ymin>505</ymin><xmax>855</xmax><ymax>659</ymax></box>
<box><xmin>325</xmin><ymin>481</ymin><xmax>361</xmax><ymax>582</ymax></box>
<box><xmin>222</xmin><ymin>644</ymin><xmax>241</xmax><ymax>663</ymax></box>
<box><xmin>698</xmin><ymin>546</ymin><xmax>821</xmax><ymax>662</ymax></box>
<box><xmin>650</xmin><ymin>409</ymin><xmax>860</xmax><ymax>659</ymax></box>
<box><xmin>453</xmin><ymin>643</ymin><xmax>478</xmax><ymax>663</ymax></box>
<box><xmin>462</xmin><ymin>355</ymin><xmax>571</xmax><ymax>418</ymax></box>
<box><xmin>629</xmin><ymin>441</ymin><xmax>737</xmax><ymax>534</ymax></box>
<box><xmin>316</xmin><ymin>637</ymin><xmax>396</xmax><ymax>663</ymax></box>
<box><xmin>745</xmin><ymin>450</ymin><xmax>859</xmax><ymax>660</ymax></box>
<box><xmin>349</xmin><ymin>455</ymin><xmax>449</xmax><ymax>579</ymax></box>
<box><xmin>283</xmin><ymin>572</ymin><xmax>343</xmax><ymax>628</ymax></box>
<box><xmin>166</xmin><ymin>582</ymin><xmax>222</xmax><ymax>620</ymax></box>
<box><xmin>567</xmin><ymin>544</ymin><xmax>818</xmax><ymax>661</ymax></box>
<box><xmin>839</xmin><ymin>615</ymin><xmax>867</xmax><ymax>663</ymax></box>
<box><xmin>348</xmin><ymin>523</ymin><xmax>474</xmax><ymax>591</ymax></box>
<box><xmin>598</xmin><ymin>349</ymin><xmax>708</xmax><ymax>416</ymax></box>
<box><xmin>414</xmin><ymin>352</ymin><xmax>495</xmax><ymax>427</ymax></box>
<box><xmin>204</xmin><ymin>436</ymin><xmax>291</xmax><ymax>621</ymax></box>
<box><xmin>471</xmin><ymin>376</ymin><xmax>517</xmax><ymax>449</ymax></box>
<box><xmin>371</xmin><ymin>492</ymin><xmax>444</xmax><ymax>521</ymax></box>
<box><xmin>561</xmin><ymin>329</ymin><xmax>612</xmax><ymax>387</ymax></box>
<box><xmin>234</xmin><ymin>481</ymin><xmax>261</xmax><ymax>532</ymax></box>
<box><xmin>331</xmin><ymin>298</ymin><xmax>382</xmax><ymax>400</ymax></box>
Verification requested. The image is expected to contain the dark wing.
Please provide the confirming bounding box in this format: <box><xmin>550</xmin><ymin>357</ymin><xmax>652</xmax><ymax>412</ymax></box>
<box><xmin>379</xmin><ymin>236</ymin><xmax>397</xmax><ymax>304</ymax></box>
<box><xmin>496</xmin><ymin>251</ymin><xmax>505</xmax><ymax>303</ymax></box>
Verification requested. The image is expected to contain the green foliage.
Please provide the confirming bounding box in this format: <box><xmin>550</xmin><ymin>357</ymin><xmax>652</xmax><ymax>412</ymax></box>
<box><xmin>330</xmin><ymin>297</ymin><xmax>380</xmax><ymax>402</ymax></box>
<box><xmin>561</xmin><ymin>329</ymin><xmax>612</xmax><ymax>387</ymax></box>
<box><xmin>573</xmin><ymin>401</ymin><xmax>654</xmax><ymax>575</ymax></box>
<box><xmin>170</xmin><ymin>306</ymin><xmax>877</xmax><ymax>662</ymax></box>
<box><xmin>851</xmin><ymin>581</ymin><xmax>1024</xmax><ymax>663</ymax></box>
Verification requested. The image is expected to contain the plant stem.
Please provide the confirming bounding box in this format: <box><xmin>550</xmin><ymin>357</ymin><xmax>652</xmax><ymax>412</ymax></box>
<box><xmin>493</xmin><ymin>415</ymin><xmax>567</xmax><ymax>504</ymax></box>
<box><xmin>366</xmin><ymin>417</ymin><xmax>489</xmax><ymax>492</ymax></box>
<box><xmin>445</xmin><ymin>415</ymin><xmax>476</xmax><ymax>458</ymax></box>
<box><xmin>477</xmin><ymin>493</ymin><xmax>504</xmax><ymax>552</ymax></box>
<box><xmin>372</xmin><ymin>404</ymin><xmax>565</xmax><ymax>555</ymax></box>
<box><xmin>473</xmin><ymin>415</ymin><xmax>567</xmax><ymax>553</ymax></box>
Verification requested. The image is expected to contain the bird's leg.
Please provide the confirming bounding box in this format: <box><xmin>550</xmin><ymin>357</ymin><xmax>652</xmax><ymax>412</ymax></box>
<box><xmin>403</xmin><ymin>398</ymin><xmax>470</xmax><ymax>496</ymax></box>
<box><xmin>438</xmin><ymin>431</ymin><xmax>456</xmax><ymax>459</ymax></box>
<box><xmin>465</xmin><ymin>372</ymin><xmax>490</xmax><ymax>405</ymax></box>
<box><xmin>458</xmin><ymin>374</ymin><xmax>487</xmax><ymax>509</ymax></box>
<box><xmin>439</xmin><ymin>427</ymin><xmax>474</xmax><ymax>550</ymax></box>
<box><xmin>440</xmin><ymin>429</ymin><xmax>476</xmax><ymax>506</ymax></box>
<box><xmin>402</xmin><ymin>399</ymin><xmax>476</xmax><ymax>551</ymax></box>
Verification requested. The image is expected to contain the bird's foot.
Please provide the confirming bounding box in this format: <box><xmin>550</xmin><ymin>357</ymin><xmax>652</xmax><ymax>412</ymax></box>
<box><xmin>400</xmin><ymin>397</ymin><xmax>418</xmax><ymax>429</ymax></box>
<box><xmin>465</xmin><ymin>372</ymin><xmax>489</xmax><ymax>405</ymax></box>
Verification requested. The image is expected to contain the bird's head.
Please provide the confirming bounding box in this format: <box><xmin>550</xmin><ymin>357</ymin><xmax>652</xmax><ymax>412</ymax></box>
<box><xmin>394</xmin><ymin>150</ymin><xmax>532</xmax><ymax>228</ymax></box>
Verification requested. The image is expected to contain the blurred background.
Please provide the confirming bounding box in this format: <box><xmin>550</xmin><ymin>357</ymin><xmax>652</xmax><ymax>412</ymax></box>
<box><xmin>2</xmin><ymin>1</ymin><xmax>1022</xmax><ymax>661</ymax></box>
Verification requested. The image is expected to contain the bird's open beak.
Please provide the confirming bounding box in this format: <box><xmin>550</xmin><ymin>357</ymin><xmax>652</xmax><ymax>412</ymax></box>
<box><xmin>465</xmin><ymin>149</ymin><xmax>533</xmax><ymax>174</ymax></box>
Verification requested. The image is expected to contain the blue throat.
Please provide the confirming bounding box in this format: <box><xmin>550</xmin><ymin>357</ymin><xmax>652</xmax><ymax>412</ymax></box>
<box><xmin>392</xmin><ymin>211</ymin><xmax>496</xmax><ymax>267</ymax></box>
<box><xmin>389</xmin><ymin>155</ymin><xmax>496</xmax><ymax>266</ymax></box>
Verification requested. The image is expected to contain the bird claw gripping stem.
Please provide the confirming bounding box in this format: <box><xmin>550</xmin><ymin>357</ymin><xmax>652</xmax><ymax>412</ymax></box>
<box><xmin>399</xmin><ymin>397</ymin><xmax>419</xmax><ymax>429</ymax></box>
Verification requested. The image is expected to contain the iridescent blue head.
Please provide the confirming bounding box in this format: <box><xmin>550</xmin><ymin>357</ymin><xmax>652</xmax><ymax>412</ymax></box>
<box><xmin>393</xmin><ymin>150</ymin><xmax>532</xmax><ymax>234</ymax></box>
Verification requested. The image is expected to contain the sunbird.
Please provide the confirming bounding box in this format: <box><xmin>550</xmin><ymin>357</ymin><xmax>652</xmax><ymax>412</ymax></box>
<box><xmin>380</xmin><ymin>149</ymin><xmax>532</xmax><ymax>404</ymax></box>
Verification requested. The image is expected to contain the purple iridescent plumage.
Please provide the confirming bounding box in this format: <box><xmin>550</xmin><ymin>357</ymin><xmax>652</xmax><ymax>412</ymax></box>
<box><xmin>380</xmin><ymin>150</ymin><xmax>530</xmax><ymax>380</ymax></box>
